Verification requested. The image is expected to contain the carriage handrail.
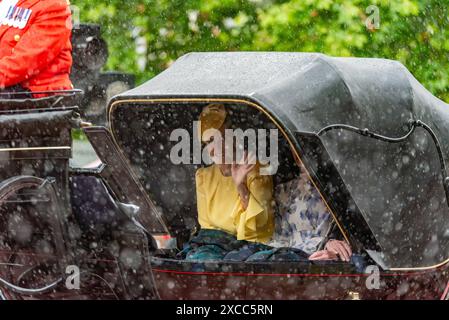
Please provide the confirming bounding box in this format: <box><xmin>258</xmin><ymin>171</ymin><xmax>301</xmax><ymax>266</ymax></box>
<box><xmin>0</xmin><ymin>89</ymin><xmax>83</xmax><ymax>97</ymax></box>
<box><xmin>317</xmin><ymin>119</ymin><xmax>449</xmax><ymax>203</ymax></box>
<box><xmin>0</xmin><ymin>89</ymin><xmax>84</xmax><ymax>109</ymax></box>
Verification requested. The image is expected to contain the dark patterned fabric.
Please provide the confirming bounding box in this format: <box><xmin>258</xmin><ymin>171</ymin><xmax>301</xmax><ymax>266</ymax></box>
<box><xmin>178</xmin><ymin>229</ymin><xmax>309</xmax><ymax>262</ymax></box>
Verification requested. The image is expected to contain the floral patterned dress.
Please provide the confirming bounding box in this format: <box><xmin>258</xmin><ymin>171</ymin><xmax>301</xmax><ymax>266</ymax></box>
<box><xmin>268</xmin><ymin>170</ymin><xmax>333</xmax><ymax>254</ymax></box>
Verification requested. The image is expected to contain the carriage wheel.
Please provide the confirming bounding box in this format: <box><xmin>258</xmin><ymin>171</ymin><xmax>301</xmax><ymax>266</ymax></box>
<box><xmin>0</xmin><ymin>176</ymin><xmax>66</xmax><ymax>300</ymax></box>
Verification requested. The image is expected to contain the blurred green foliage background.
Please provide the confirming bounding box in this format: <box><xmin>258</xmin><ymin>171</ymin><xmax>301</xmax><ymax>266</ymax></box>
<box><xmin>72</xmin><ymin>0</ymin><xmax>449</xmax><ymax>101</ymax></box>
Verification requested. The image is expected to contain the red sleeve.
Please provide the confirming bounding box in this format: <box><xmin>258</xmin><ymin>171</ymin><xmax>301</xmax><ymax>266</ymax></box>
<box><xmin>0</xmin><ymin>0</ymin><xmax>72</xmax><ymax>88</ymax></box>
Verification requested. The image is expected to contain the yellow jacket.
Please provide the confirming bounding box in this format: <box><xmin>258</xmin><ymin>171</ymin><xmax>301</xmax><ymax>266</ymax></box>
<box><xmin>195</xmin><ymin>164</ymin><xmax>274</xmax><ymax>243</ymax></box>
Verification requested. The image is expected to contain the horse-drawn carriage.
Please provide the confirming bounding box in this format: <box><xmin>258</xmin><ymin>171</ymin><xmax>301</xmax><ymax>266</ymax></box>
<box><xmin>0</xmin><ymin>52</ymin><xmax>448</xmax><ymax>299</ymax></box>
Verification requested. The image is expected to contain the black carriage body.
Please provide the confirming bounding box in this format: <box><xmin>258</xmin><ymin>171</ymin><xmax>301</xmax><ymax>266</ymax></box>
<box><xmin>0</xmin><ymin>106</ymin><xmax>76</xmax><ymax>299</ymax></box>
<box><xmin>0</xmin><ymin>107</ymin><xmax>75</xmax><ymax>247</ymax></box>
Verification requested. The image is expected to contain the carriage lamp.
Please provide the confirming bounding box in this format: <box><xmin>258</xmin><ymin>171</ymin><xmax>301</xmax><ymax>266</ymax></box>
<box><xmin>71</xmin><ymin>24</ymin><xmax>108</xmax><ymax>72</ymax></box>
<box><xmin>70</xmin><ymin>23</ymin><xmax>135</xmax><ymax>125</ymax></box>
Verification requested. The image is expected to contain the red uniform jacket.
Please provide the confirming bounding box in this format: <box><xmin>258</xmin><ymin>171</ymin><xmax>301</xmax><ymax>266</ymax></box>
<box><xmin>0</xmin><ymin>0</ymin><xmax>73</xmax><ymax>92</ymax></box>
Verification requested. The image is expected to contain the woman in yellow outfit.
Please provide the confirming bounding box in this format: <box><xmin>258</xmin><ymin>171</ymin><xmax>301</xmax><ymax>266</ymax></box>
<box><xmin>177</xmin><ymin>104</ymin><xmax>275</xmax><ymax>261</ymax></box>
<box><xmin>196</xmin><ymin>163</ymin><xmax>274</xmax><ymax>243</ymax></box>
<box><xmin>196</xmin><ymin>104</ymin><xmax>274</xmax><ymax>243</ymax></box>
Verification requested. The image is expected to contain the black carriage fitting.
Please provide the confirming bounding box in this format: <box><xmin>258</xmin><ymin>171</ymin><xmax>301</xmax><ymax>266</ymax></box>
<box><xmin>317</xmin><ymin>120</ymin><xmax>449</xmax><ymax>203</ymax></box>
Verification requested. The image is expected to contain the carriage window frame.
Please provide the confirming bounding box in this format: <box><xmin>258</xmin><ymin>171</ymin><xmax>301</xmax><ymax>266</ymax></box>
<box><xmin>108</xmin><ymin>98</ymin><xmax>354</xmax><ymax>252</ymax></box>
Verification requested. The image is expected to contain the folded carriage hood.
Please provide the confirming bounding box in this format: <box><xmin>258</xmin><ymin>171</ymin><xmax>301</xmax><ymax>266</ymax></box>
<box><xmin>109</xmin><ymin>52</ymin><xmax>449</xmax><ymax>269</ymax></box>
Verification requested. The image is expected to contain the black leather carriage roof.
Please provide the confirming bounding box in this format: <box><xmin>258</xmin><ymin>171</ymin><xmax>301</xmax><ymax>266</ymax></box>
<box><xmin>111</xmin><ymin>52</ymin><xmax>449</xmax><ymax>159</ymax></box>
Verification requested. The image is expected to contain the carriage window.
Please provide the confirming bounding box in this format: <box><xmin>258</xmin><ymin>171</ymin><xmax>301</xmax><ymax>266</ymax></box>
<box><xmin>70</xmin><ymin>129</ymin><xmax>101</xmax><ymax>168</ymax></box>
<box><xmin>110</xmin><ymin>102</ymin><xmax>343</xmax><ymax>260</ymax></box>
<box><xmin>111</xmin><ymin>103</ymin><xmax>288</xmax><ymax>231</ymax></box>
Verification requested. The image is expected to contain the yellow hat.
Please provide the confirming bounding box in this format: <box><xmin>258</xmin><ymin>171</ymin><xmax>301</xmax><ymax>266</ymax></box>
<box><xmin>198</xmin><ymin>104</ymin><xmax>227</xmax><ymax>142</ymax></box>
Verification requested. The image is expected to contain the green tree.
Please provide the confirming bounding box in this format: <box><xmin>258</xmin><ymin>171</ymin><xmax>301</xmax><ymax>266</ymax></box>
<box><xmin>253</xmin><ymin>0</ymin><xmax>449</xmax><ymax>101</ymax></box>
<box><xmin>72</xmin><ymin>0</ymin><xmax>449</xmax><ymax>101</ymax></box>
